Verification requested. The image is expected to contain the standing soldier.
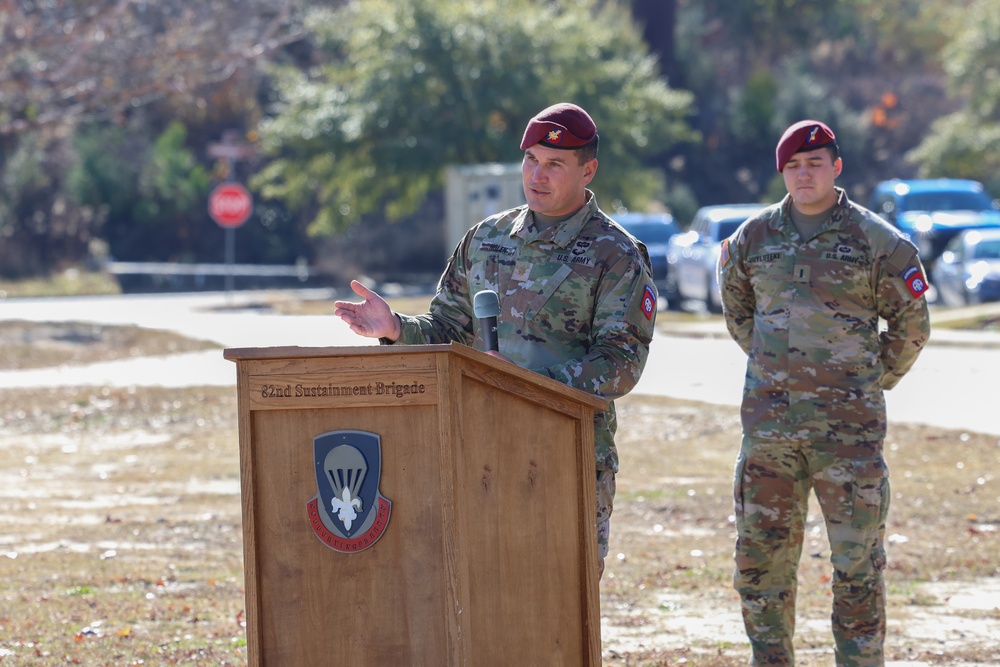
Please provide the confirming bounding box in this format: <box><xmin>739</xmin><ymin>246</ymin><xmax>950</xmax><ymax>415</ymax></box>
<box><xmin>334</xmin><ymin>102</ymin><xmax>658</xmax><ymax>580</ymax></box>
<box><xmin>718</xmin><ymin>119</ymin><xmax>931</xmax><ymax>665</ymax></box>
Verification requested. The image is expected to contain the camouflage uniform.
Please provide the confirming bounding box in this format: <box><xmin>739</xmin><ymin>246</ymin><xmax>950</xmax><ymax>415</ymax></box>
<box><xmin>718</xmin><ymin>188</ymin><xmax>930</xmax><ymax>666</ymax></box>
<box><xmin>391</xmin><ymin>191</ymin><xmax>657</xmax><ymax>566</ymax></box>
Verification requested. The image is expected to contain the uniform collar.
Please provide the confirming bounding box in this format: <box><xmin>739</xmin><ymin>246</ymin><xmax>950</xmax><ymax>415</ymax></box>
<box><xmin>775</xmin><ymin>187</ymin><xmax>851</xmax><ymax>233</ymax></box>
<box><xmin>512</xmin><ymin>190</ymin><xmax>599</xmax><ymax>247</ymax></box>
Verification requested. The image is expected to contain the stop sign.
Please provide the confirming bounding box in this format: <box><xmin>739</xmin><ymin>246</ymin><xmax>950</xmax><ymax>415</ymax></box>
<box><xmin>209</xmin><ymin>182</ymin><xmax>253</xmax><ymax>228</ymax></box>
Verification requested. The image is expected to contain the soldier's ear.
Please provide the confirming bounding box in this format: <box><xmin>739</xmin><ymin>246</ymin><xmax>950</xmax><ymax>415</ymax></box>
<box><xmin>581</xmin><ymin>158</ymin><xmax>598</xmax><ymax>186</ymax></box>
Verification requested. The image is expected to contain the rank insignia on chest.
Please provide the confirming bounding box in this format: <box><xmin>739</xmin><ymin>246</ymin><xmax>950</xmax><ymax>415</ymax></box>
<box><xmin>511</xmin><ymin>263</ymin><xmax>532</xmax><ymax>282</ymax></box>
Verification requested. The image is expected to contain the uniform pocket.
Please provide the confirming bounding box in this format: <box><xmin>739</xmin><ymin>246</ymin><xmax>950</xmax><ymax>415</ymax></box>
<box><xmin>850</xmin><ymin>457</ymin><xmax>889</xmax><ymax>530</ymax></box>
<box><xmin>733</xmin><ymin>452</ymin><xmax>747</xmax><ymax>517</ymax></box>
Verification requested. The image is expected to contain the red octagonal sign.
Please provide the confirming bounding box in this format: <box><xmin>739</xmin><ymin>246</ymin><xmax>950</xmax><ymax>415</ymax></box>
<box><xmin>209</xmin><ymin>182</ymin><xmax>253</xmax><ymax>228</ymax></box>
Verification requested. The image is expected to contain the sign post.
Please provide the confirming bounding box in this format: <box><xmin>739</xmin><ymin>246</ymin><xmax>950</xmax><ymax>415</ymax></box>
<box><xmin>208</xmin><ymin>182</ymin><xmax>253</xmax><ymax>293</ymax></box>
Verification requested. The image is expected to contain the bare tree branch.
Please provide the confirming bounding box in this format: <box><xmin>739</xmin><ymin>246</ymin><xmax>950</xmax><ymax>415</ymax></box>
<box><xmin>0</xmin><ymin>0</ymin><xmax>311</xmax><ymax>135</ymax></box>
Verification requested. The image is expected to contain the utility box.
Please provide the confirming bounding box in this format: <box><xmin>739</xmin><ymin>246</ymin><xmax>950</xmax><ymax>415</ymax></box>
<box><xmin>445</xmin><ymin>163</ymin><xmax>524</xmax><ymax>256</ymax></box>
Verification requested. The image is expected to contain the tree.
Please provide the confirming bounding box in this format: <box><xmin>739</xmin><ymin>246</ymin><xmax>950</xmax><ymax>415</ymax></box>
<box><xmin>0</xmin><ymin>0</ymin><xmax>309</xmax><ymax>136</ymax></box>
<box><xmin>906</xmin><ymin>0</ymin><xmax>1000</xmax><ymax>196</ymax></box>
<box><xmin>631</xmin><ymin>0</ymin><xmax>680</xmax><ymax>85</ymax></box>
<box><xmin>132</xmin><ymin>121</ymin><xmax>212</xmax><ymax>261</ymax></box>
<box><xmin>665</xmin><ymin>0</ymin><xmax>964</xmax><ymax>206</ymax></box>
<box><xmin>0</xmin><ymin>131</ymin><xmax>98</xmax><ymax>276</ymax></box>
<box><xmin>68</xmin><ymin>122</ymin><xmax>143</xmax><ymax>242</ymax></box>
<box><xmin>253</xmin><ymin>0</ymin><xmax>697</xmax><ymax>236</ymax></box>
<box><xmin>0</xmin><ymin>0</ymin><xmax>315</xmax><ymax>278</ymax></box>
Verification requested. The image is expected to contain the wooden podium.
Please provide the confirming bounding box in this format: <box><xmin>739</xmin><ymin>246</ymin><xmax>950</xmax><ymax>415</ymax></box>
<box><xmin>224</xmin><ymin>343</ymin><xmax>607</xmax><ymax>666</ymax></box>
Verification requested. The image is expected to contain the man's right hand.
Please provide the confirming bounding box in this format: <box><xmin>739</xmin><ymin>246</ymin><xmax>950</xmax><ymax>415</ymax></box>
<box><xmin>333</xmin><ymin>280</ymin><xmax>401</xmax><ymax>341</ymax></box>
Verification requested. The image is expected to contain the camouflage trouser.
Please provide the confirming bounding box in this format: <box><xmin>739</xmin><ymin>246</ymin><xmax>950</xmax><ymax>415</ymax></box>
<box><xmin>596</xmin><ymin>468</ymin><xmax>616</xmax><ymax>580</ymax></box>
<box><xmin>733</xmin><ymin>435</ymin><xmax>889</xmax><ymax>666</ymax></box>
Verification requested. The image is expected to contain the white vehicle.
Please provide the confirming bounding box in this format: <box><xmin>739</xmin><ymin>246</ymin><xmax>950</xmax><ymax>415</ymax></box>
<box><xmin>666</xmin><ymin>204</ymin><xmax>764</xmax><ymax>313</ymax></box>
<box><xmin>931</xmin><ymin>228</ymin><xmax>1000</xmax><ymax>306</ymax></box>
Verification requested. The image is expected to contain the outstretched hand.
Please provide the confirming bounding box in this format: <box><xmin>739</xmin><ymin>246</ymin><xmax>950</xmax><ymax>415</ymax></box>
<box><xmin>333</xmin><ymin>280</ymin><xmax>401</xmax><ymax>341</ymax></box>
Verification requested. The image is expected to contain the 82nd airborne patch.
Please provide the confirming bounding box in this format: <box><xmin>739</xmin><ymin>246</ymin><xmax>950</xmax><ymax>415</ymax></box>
<box><xmin>642</xmin><ymin>284</ymin><xmax>656</xmax><ymax>320</ymax></box>
<box><xmin>902</xmin><ymin>265</ymin><xmax>929</xmax><ymax>299</ymax></box>
<box><xmin>307</xmin><ymin>430</ymin><xmax>392</xmax><ymax>553</ymax></box>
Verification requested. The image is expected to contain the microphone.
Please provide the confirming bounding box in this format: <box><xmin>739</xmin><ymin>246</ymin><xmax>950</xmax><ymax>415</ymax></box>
<box><xmin>472</xmin><ymin>289</ymin><xmax>500</xmax><ymax>352</ymax></box>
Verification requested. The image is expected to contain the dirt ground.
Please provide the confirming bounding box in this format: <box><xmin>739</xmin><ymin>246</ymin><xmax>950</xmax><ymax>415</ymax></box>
<box><xmin>0</xmin><ymin>321</ymin><xmax>998</xmax><ymax>666</ymax></box>
<box><xmin>602</xmin><ymin>396</ymin><xmax>1000</xmax><ymax>666</ymax></box>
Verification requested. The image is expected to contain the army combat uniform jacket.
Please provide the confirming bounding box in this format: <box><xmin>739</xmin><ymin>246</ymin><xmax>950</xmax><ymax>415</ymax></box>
<box><xmin>719</xmin><ymin>188</ymin><xmax>930</xmax><ymax>448</ymax></box>
<box><xmin>392</xmin><ymin>192</ymin><xmax>657</xmax><ymax>472</ymax></box>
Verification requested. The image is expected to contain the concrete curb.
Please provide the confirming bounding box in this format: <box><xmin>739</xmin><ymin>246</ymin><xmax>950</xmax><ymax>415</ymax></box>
<box><xmin>656</xmin><ymin>303</ymin><xmax>1000</xmax><ymax>349</ymax></box>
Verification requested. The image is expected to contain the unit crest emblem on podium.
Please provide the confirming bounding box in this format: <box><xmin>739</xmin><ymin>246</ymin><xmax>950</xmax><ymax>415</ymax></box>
<box><xmin>307</xmin><ymin>430</ymin><xmax>392</xmax><ymax>553</ymax></box>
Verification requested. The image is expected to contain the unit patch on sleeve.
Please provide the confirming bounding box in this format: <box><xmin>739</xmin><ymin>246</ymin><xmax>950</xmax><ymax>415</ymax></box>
<box><xmin>902</xmin><ymin>265</ymin><xmax>928</xmax><ymax>299</ymax></box>
<box><xmin>642</xmin><ymin>284</ymin><xmax>656</xmax><ymax>320</ymax></box>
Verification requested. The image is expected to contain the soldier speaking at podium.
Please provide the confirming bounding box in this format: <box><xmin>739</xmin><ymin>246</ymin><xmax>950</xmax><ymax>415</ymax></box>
<box><xmin>335</xmin><ymin>102</ymin><xmax>658</xmax><ymax>579</ymax></box>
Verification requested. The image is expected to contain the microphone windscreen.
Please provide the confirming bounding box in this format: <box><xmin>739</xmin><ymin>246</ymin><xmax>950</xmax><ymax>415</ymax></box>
<box><xmin>473</xmin><ymin>289</ymin><xmax>500</xmax><ymax>319</ymax></box>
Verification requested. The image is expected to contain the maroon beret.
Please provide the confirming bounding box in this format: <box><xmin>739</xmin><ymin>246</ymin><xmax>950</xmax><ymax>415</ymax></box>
<box><xmin>520</xmin><ymin>103</ymin><xmax>598</xmax><ymax>151</ymax></box>
<box><xmin>775</xmin><ymin>120</ymin><xmax>837</xmax><ymax>172</ymax></box>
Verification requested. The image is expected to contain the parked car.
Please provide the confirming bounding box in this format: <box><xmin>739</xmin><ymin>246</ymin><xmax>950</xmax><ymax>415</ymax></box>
<box><xmin>868</xmin><ymin>178</ymin><xmax>1000</xmax><ymax>266</ymax></box>
<box><xmin>930</xmin><ymin>228</ymin><xmax>1000</xmax><ymax>307</ymax></box>
<box><xmin>615</xmin><ymin>211</ymin><xmax>680</xmax><ymax>295</ymax></box>
<box><xmin>666</xmin><ymin>204</ymin><xmax>764</xmax><ymax>313</ymax></box>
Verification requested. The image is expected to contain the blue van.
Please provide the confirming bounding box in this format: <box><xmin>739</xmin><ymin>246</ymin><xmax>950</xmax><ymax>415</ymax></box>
<box><xmin>868</xmin><ymin>178</ymin><xmax>1000</xmax><ymax>265</ymax></box>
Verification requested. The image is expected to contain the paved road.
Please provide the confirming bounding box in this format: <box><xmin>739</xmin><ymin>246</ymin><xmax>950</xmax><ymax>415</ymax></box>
<box><xmin>637</xmin><ymin>332</ymin><xmax>1000</xmax><ymax>436</ymax></box>
<box><xmin>2</xmin><ymin>291</ymin><xmax>998</xmax><ymax>436</ymax></box>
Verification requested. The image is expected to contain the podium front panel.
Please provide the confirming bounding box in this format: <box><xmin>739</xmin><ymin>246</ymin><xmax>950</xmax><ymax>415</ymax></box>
<box><xmin>250</xmin><ymin>405</ymin><xmax>451</xmax><ymax>665</ymax></box>
<box><xmin>227</xmin><ymin>345</ymin><xmax>602</xmax><ymax>666</ymax></box>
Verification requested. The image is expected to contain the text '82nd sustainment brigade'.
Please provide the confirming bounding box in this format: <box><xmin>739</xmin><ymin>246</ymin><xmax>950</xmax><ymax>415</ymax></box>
<box><xmin>307</xmin><ymin>430</ymin><xmax>392</xmax><ymax>553</ymax></box>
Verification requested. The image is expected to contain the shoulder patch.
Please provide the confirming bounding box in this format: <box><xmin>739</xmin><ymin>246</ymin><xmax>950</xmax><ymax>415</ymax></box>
<box><xmin>642</xmin><ymin>284</ymin><xmax>656</xmax><ymax>320</ymax></box>
<box><xmin>902</xmin><ymin>265</ymin><xmax>928</xmax><ymax>299</ymax></box>
<box><xmin>720</xmin><ymin>239</ymin><xmax>731</xmax><ymax>268</ymax></box>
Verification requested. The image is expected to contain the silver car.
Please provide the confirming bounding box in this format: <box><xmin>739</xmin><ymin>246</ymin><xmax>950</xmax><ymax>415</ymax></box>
<box><xmin>666</xmin><ymin>204</ymin><xmax>764</xmax><ymax>313</ymax></box>
<box><xmin>931</xmin><ymin>228</ymin><xmax>1000</xmax><ymax>306</ymax></box>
